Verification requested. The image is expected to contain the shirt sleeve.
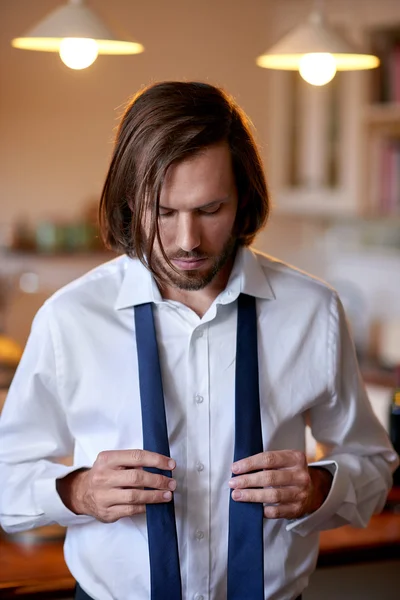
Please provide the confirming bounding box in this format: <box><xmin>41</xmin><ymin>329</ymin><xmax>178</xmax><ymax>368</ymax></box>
<box><xmin>0</xmin><ymin>302</ymin><xmax>93</xmax><ymax>533</ymax></box>
<box><xmin>287</xmin><ymin>292</ymin><xmax>399</xmax><ymax>536</ymax></box>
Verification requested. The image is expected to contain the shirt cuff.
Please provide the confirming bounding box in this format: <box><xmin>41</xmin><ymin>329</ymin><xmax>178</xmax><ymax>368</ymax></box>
<box><xmin>33</xmin><ymin>464</ymin><xmax>95</xmax><ymax>528</ymax></box>
<box><xmin>285</xmin><ymin>459</ymin><xmax>354</xmax><ymax>536</ymax></box>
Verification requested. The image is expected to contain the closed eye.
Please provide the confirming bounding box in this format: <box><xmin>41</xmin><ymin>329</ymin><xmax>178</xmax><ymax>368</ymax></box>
<box><xmin>158</xmin><ymin>202</ymin><xmax>224</xmax><ymax>217</ymax></box>
<box><xmin>199</xmin><ymin>204</ymin><xmax>222</xmax><ymax>215</ymax></box>
<box><xmin>159</xmin><ymin>209</ymin><xmax>175</xmax><ymax>217</ymax></box>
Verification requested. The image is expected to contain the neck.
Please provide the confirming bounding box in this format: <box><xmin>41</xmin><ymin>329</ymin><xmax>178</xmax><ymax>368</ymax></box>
<box><xmin>160</xmin><ymin>256</ymin><xmax>235</xmax><ymax>318</ymax></box>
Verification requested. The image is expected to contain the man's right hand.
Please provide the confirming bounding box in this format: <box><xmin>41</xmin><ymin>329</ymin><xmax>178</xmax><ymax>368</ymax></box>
<box><xmin>56</xmin><ymin>449</ymin><xmax>176</xmax><ymax>522</ymax></box>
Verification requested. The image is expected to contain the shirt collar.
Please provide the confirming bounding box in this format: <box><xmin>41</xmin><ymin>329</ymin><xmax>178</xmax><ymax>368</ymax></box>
<box><xmin>115</xmin><ymin>257</ymin><xmax>162</xmax><ymax>310</ymax></box>
<box><xmin>217</xmin><ymin>246</ymin><xmax>275</xmax><ymax>305</ymax></box>
<box><xmin>114</xmin><ymin>247</ymin><xmax>275</xmax><ymax>310</ymax></box>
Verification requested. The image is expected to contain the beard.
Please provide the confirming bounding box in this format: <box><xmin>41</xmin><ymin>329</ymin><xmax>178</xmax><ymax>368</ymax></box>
<box><xmin>152</xmin><ymin>235</ymin><xmax>237</xmax><ymax>291</ymax></box>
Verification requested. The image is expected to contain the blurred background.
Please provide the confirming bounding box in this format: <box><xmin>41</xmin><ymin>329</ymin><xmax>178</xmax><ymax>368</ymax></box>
<box><xmin>1</xmin><ymin>0</ymin><xmax>400</xmax><ymax>598</ymax></box>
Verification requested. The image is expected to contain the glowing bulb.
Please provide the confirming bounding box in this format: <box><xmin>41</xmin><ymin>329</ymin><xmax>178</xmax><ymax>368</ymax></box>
<box><xmin>299</xmin><ymin>53</ymin><xmax>337</xmax><ymax>86</ymax></box>
<box><xmin>59</xmin><ymin>38</ymin><xmax>98</xmax><ymax>70</ymax></box>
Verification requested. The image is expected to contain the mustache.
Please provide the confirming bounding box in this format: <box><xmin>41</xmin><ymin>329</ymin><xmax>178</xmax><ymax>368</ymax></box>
<box><xmin>169</xmin><ymin>250</ymin><xmax>208</xmax><ymax>260</ymax></box>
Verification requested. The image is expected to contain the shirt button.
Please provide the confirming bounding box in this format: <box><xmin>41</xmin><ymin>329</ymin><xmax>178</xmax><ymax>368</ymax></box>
<box><xmin>196</xmin><ymin>461</ymin><xmax>204</xmax><ymax>472</ymax></box>
<box><xmin>194</xmin><ymin>595</ymin><xmax>204</xmax><ymax>600</ymax></box>
<box><xmin>195</xmin><ymin>530</ymin><xmax>204</xmax><ymax>541</ymax></box>
<box><xmin>196</xmin><ymin>328</ymin><xmax>204</xmax><ymax>338</ymax></box>
<box><xmin>194</xmin><ymin>394</ymin><xmax>204</xmax><ymax>404</ymax></box>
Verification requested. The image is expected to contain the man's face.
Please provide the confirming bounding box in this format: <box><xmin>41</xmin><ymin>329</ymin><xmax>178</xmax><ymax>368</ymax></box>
<box><xmin>147</xmin><ymin>142</ymin><xmax>239</xmax><ymax>291</ymax></box>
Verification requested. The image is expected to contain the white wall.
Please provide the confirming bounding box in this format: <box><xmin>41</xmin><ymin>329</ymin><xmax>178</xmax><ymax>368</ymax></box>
<box><xmin>2</xmin><ymin>0</ymin><xmax>400</xmax><ymax>240</ymax></box>
<box><xmin>2</xmin><ymin>0</ymin><xmax>400</xmax><ymax>350</ymax></box>
<box><xmin>0</xmin><ymin>0</ymin><xmax>272</xmax><ymax>226</ymax></box>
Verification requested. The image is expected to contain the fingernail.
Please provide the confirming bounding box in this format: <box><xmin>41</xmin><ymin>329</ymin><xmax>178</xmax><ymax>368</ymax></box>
<box><xmin>163</xmin><ymin>491</ymin><xmax>172</xmax><ymax>500</ymax></box>
<box><xmin>228</xmin><ymin>479</ymin><xmax>236</xmax><ymax>488</ymax></box>
<box><xmin>232</xmin><ymin>463</ymin><xmax>239</xmax><ymax>473</ymax></box>
<box><xmin>232</xmin><ymin>490</ymin><xmax>242</xmax><ymax>500</ymax></box>
<box><xmin>168</xmin><ymin>479</ymin><xmax>176</xmax><ymax>491</ymax></box>
<box><xmin>168</xmin><ymin>460</ymin><xmax>176</xmax><ymax>469</ymax></box>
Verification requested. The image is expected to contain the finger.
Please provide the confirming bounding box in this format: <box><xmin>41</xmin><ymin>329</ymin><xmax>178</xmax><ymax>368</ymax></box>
<box><xmin>108</xmin><ymin>469</ymin><xmax>177</xmax><ymax>491</ymax></box>
<box><xmin>105</xmin><ymin>488</ymin><xmax>173</xmax><ymax>507</ymax></box>
<box><xmin>96</xmin><ymin>449</ymin><xmax>176</xmax><ymax>471</ymax></box>
<box><xmin>97</xmin><ymin>504</ymin><xmax>147</xmax><ymax>523</ymax></box>
<box><xmin>229</xmin><ymin>469</ymin><xmax>310</xmax><ymax>490</ymax></box>
<box><xmin>231</xmin><ymin>486</ymin><xmax>307</xmax><ymax>506</ymax></box>
<box><xmin>263</xmin><ymin>503</ymin><xmax>304</xmax><ymax>520</ymax></box>
<box><xmin>232</xmin><ymin>450</ymin><xmax>306</xmax><ymax>474</ymax></box>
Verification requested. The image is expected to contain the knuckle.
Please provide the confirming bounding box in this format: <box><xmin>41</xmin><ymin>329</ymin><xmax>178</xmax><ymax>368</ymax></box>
<box><xmin>131</xmin><ymin>449</ymin><xmax>144</xmax><ymax>463</ymax></box>
<box><xmin>267</xmin><ymin>505</ymin><xmax>280</xmax><ymax>519</ymax></box>
<box><xmin>129</xmin><ymin>469</ymin><xmax>141</xmax><ymax>486</ymax></box>
<box><xmin>97</xmin><ymin>516</ymin><xmax>108</xmax><ymax>523</ymax></box>
<box><xmin>263</xmin><ymin>453</ymin><xmax>274</xmax><ymax>468</ymax></box>
<box><xmin>130</xmin><ymin>489</ymin><xmax>140</xmax><ymax>503</ymax></box>
<box><xmin>157</xmin><ymin>475</ymin><xmax>167</xmax><ymax>489</ymax></box>
<box><xmin>98</xmin><ymin>507</ymin><xmax>112</xmax><ymax>523</ymax></box>
<box><xmin>293</xmin><ymin>503</ymin><xmax>304</xmax><ymax>518</ymax></box>
<box><xmin>293</xmin><ymin>450</ymin><xmax>306</xmax><ymax>466</ymax></box>
<box><xmin>265</xmin><ymin>472</ymin><xmax>277</xmax><ymax>486</ymax></box>
<box><xmin>151</xmin><ymin>490</ymin><xmax>161</xmax><ymax>503</ymax></box>
<box><xmin>299</xmin><ymin>470</ymin><xmax>311</xmax><ymax>487</ymax></box>
<box><xmin>239</xmin><ymin>476</ymin><xmax>249</xmax><ymax>488</ymax></box>
<box><xmin>96</xmin><ymin>451</ymin><xmax>110</xmax><ymax>466</ymax></box>
<box><xmin>297</xmin><ymin>489</ymin><xmax>308</xmax><ymax>503</ymax></box>
<box><xmin>131</xmin><ymin>504</ymin><xmax>145</xmax><ymax>515</ymax></box>
<box><xmin>270</xmin><ymin>488</ymin><xmax>281</xmax><ymax>503</ymax></box>
<box><xmin>91</xmin><ymin>472</ymin><xmax>104</xmax><ymax>487</ymax></box>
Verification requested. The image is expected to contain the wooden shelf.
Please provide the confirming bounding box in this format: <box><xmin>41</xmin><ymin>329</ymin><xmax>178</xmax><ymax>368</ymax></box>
<box><xmin>273</xmin><ymin>187</ymin><xmax>359</xmax><ymax>218</ymax></box>
<box><xmin>363</xmin><ymin>103</ymin><xmax>400</xmax><ymax>128</ymax></box>
<box><xmin>3</xmin><ymin>249</ymin><xmax>115</xmax><ymax>261</ymax></box>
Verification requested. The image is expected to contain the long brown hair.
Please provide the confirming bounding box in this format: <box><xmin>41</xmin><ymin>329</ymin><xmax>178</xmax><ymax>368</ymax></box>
<box><xmin>99</xmin><ymin>81</ymin><xmax>270</xmax><ymax>277</ymax></box>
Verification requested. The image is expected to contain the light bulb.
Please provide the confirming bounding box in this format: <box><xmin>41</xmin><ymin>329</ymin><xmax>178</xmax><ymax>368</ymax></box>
<box><xmin>59</xmin><ymin>38</ymin><xmax>98</xmax><ymax>70</ymax></box>
<box><xmin>299</xmin><ymin>53</ymin><xmax>337</xmax><ymax>86</ymax></box>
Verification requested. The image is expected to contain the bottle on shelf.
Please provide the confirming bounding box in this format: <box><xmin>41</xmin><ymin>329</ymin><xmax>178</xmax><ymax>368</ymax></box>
<box><xmin>389</xmin><ymin>365</ymin><xmax>400</xmax><ymax>487</ymax></box>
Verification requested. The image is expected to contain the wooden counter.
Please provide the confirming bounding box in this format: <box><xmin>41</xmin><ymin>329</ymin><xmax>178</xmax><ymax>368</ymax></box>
<box><xmin>0</xmin><ymin>532</ymin><xmax>74</xmax><ymax>599</ymax></box>
<box><xmin>2</xmin><ymin>502</ymin><xmax>400</xmax><ymax>599</ymax></box>
<box><xmin>318</xmin><ymin>510</ymin><xmax>400</xmax><ymax>567</ymax></box>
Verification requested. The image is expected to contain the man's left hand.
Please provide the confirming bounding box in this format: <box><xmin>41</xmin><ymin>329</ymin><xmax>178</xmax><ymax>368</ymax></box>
<box><xmin>229</xmin><ymin>450</ymin><xmax>333</xmax><ymax>520</ymax></box>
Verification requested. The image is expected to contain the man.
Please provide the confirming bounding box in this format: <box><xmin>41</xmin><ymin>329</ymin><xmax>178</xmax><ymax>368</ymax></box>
<box><xmin>0</xmin><ymin>81</ymin><xmax>397</xmax><ymax>600</ymax></box>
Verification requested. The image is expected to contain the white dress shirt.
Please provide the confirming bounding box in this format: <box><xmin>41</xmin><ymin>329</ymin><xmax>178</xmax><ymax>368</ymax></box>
<box><xmin>0</xmin><ymin>247</ymin><xmax>397</xmax><ymax>600</ymax></box>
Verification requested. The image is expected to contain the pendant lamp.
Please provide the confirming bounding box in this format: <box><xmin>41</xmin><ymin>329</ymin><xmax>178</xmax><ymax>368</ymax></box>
<box><xmin>11</xmin><ymin>0</ymin><xmax>144</xmax><ymax>70</ymax></box>
<box><xmin>256</xmin><ymin>0</ymin><xmax>379</xmax><ymax>86</ymax></box>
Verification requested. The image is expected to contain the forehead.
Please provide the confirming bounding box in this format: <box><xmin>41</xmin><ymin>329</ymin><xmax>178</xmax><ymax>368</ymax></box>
<box><xmin>160</xmin><ymin>142</ymin><xmax>235</xmax><ymax>209</ymax></box>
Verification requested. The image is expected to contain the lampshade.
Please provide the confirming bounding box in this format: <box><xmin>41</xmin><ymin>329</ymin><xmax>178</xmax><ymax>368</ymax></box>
<box><xmin>256</xmin><ymin>9</ymin><xmax>379</xmax><ymax>73</ymax></box>
<box><xmin>11</xmin><ymin>0</ymin><xmax>144</xmax><ymax>56</ymax></box>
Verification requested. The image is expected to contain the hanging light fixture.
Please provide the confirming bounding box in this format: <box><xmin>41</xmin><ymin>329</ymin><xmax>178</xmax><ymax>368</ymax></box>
<box><xmin>256</xmin><ymin>0</ymin><xmax>379</xmax><ymax>86</ymax></box>
<box><xmin>11</xmin><ymin>0</ymin><xmax>144</xmax><ymax>70</ymax></box>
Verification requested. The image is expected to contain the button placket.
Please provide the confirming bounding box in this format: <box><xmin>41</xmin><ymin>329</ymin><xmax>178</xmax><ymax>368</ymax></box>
<box><xmin>187</xmin><ymin>324</ymin><xmax>210</xmax><ymax>599</ymax></box>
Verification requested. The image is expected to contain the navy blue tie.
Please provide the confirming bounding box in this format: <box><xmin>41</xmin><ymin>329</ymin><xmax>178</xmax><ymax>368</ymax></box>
<box><xmin>134</xmin><ymin>303</ymin><xmax>182</xmax><ymax>600</ymax></box>
<box><xmin>228</xmin><ymin>293</ymin><xmax>264</xmax><ymax>599</ymax></box>
<box><xmin>134</xmin><ymin>293</ymin><xmax>264</xmax><ymax>600</ymax></box>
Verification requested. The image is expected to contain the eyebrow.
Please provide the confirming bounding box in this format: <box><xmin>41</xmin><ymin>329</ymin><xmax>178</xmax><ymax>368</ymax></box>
<box><xmin>159</xmin><ymin>196</ymin><xmax>230</xmax><ymax>211</ymax></box>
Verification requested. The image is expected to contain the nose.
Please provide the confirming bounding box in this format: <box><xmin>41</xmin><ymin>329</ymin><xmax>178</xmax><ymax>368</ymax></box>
<box><xmin>175</xmin><ymin>213</ymin><xmax>201</xmax><ymax>252</ymax></box>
